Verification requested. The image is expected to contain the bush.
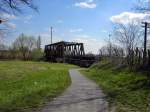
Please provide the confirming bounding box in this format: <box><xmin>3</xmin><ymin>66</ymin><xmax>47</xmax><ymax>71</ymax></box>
<box><xmin>31</xmin><ymin>49</ymin><xmax>44</xmax><ymax>61</ymax></box>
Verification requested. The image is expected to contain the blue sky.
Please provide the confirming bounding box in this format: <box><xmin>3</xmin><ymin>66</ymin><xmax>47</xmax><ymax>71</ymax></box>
<box><xmin>6</xmin><ymin>0</ymin><xmax>138</xmax><ymax>53</ymax></box>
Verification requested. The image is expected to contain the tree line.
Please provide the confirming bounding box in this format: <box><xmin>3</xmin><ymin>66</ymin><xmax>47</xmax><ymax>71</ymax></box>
<box><xmin>0</xmin><ymin>34</ymin><xmax>43</xmax><ymax>61</ymax></box>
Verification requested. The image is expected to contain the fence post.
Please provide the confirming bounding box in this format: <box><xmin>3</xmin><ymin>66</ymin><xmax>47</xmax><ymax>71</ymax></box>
<box><xmin>135</xmin><ymin>47</ymin><xmax>138</xmax><ymax>65</ymax></box>
<box><xmin>148</xmin><ymin>50</ymin><xmax>150</xmax><ymax>66</ymax></box>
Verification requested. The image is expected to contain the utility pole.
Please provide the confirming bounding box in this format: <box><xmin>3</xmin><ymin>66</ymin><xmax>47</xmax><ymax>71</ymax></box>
<box><xmin>142</xmin><ymin>22</ymin><xmax>150</xmax><ymax>65</ymax></box>
<box><xmin>37</xmin><ymin>35</ymin><xmax>41</xmax><ymax>50</ymax></box>
<box><xmin>109</xmin><ymin>34</ymin><xmax>112</xmax><ymax>58</ymax></box>
<box><xmin>51</xmin><ymin>27</ymin><xmax>53</xmax><ymax>44</ymax></box>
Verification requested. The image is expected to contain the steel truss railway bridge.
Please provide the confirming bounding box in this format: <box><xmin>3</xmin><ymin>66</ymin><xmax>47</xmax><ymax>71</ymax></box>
<box><xmin>45</xmin><ymin>41</ymin><xmax>96</xmax><ymax>67</ymax></box>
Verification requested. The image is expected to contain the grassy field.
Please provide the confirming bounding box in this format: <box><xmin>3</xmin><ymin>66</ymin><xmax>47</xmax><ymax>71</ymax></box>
<box><xmin>0</xmin><ymin>61</ymin><xmax>76</xmax><ymax>112</ymax></box>
<box><xmin>82</xmin><ymin>62</ymin><xmax>150</xmax><ymax>112</ymax></box>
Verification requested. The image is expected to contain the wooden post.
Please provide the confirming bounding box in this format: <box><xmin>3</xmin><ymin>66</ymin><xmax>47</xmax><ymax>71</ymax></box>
<box><xmin>142</xmin><ymin>22</ymin><xmax>150</xmax><ymax>65</ymax></box>
<box><xmin>148</xmin><ymin>50</ymin><xmax>150</xmax><ymax>65</ymax></box>
<box><xmin>144</xmin><ymin>22</ymin><xmax>147</xmax><ymax>65</ymax></box>
<box><xmin>135</xmin><ymin>47</ymin><xmax>139</xmax><ymax>64</ymax></box>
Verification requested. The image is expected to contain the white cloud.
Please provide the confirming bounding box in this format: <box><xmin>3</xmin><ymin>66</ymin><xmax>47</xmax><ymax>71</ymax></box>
<box><xmin>57</xmin><ymin>20</ymin><xmax>63</xmax><ymax>23</ymax></box>
<box><xmin>0</xmin><ymin>12</ymin><xmax>17</xmax><ymax>29</ymax></box>
<box><xmin>23</xmin><ymin>15</ymin><xmax>34</xmax><ymax>23</ymax></box>
<box><xmin>75</xmin><ymin>0</ymin><xmax>97</xmax><ymax>9</ymax></box>
<box><xmin>4</xmin><ymin>22</ymin><xmax>16</xmax><ymax>29</ymax></box>
<box><xmin>110</xmin><ymin>12</ymin><xmax>150</xmax><ymax>24</ymax></box>
<box><xmin>101</xmin><ymin>30</ymin><xmax>108</xmax><ymax>33</ymax></box>
<box><xmin>0</xmin><ymin>12</ymin><xmax>17</xmax><ymax>20</ymax></box>
<box><xmin>69</xmin><ymin>28</ymin><xmax>83</xmax><ymax>33</ymax></box>
<box><xmin>72</xmin><ymin>35</ymin><xmax>105</xmax><ymax>54</ymax></box>
<box><xmin>25</xmin><ymin>15</ymin><xmax>33</xmax><ymax>20</ymax></box>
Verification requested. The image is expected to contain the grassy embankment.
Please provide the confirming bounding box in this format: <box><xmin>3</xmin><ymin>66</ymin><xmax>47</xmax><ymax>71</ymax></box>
<box><xmin>82</xmin><ymin>62</ymin><xmax>150</xmax><ymax>112</ymax></box>
<box><xmin>0</xmin><ymin>61</ymin><xmax>76</xmax><ymax>112</ymax></box>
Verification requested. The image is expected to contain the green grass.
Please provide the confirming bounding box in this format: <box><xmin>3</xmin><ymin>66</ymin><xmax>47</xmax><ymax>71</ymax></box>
<box><xmin>82</xmin><ymin>63</ymin><xmax>150</xmax><ymax>112</ymax></box>
<box><xmin>0</xmin><ymin>61</ymin><xmax>76</xmax><ymax>112</ymax></box>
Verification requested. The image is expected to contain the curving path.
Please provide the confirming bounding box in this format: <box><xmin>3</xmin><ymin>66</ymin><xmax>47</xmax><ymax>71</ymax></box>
<box><xmin>39</xmin><ymin>69</ymin><xmax>108</xmax><ymax>112</ymax></box>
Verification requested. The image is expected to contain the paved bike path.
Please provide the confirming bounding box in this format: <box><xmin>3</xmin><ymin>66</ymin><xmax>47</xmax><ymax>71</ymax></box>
<box><xmin>40</xmin><ymin>69</ymin><xmax>108</xmax><ymax>112</ymax></box>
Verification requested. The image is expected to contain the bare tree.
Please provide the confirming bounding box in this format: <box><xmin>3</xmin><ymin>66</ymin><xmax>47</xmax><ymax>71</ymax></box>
<box><xmin>99</xmin><ymin>44</ymin><xmax>124</xmax><ymax>57</ymax></box>
<box><xmin>104</xmin><ymin>34</ymin><xmax>113</xmax><ymax>58</ymax></box>
<box><xmin>0</xmin><ymin>0</ymin><xmax>37</xmax><ymax>14</ymax></box>
<box><xmin>0</xmin><ymin>0</ymin><xmax>37</xmax><ymax>40</ymax></box>
<box><xmin>114</xmin><ymin>22</ymin><xmax>142</xmax><ymax>52</ymax></box>
<box><xmin>0</xmin><ymin>0</ymin><xmax>37</xmax><ymax>24</ymax></box>
<box><xmin>135</xmin><ymin>0</ymin><xmax>150</xmax><ymax>12</ymax></box>
<box><xmin>113</xmin><ymin>21</ymin><xmax>142</xmax><ymax>66</ymax></box>
<box><xmin>99</xmin><ymin>43</ymin><xmax>124</xmax><ymax>65</ymax></box>
<box><xmin>12</xmin><ymin>33</ymin><xmax>37</xmax><ymax>60</ymax></box>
